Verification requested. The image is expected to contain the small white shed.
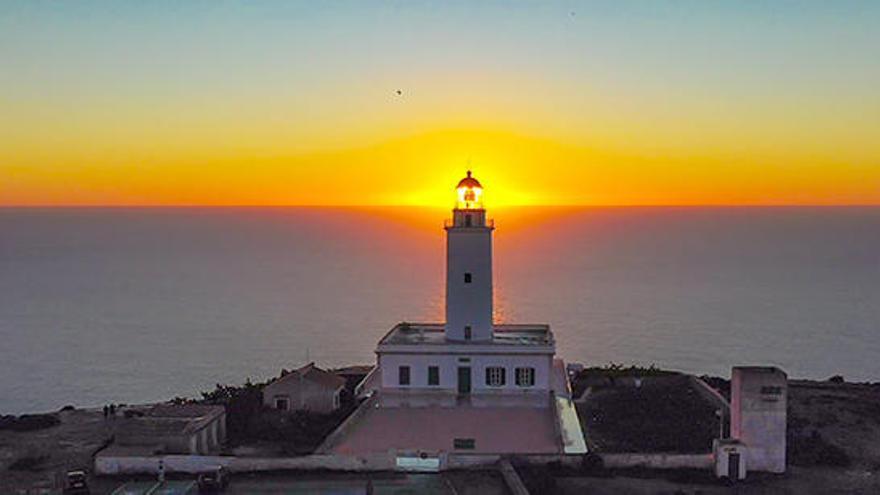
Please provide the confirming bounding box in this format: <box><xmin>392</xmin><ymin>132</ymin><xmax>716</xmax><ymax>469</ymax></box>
<box><xmin>714</xmin><ymin>438</ymin><xmax>747</xmax><ymax>481</ymax></box>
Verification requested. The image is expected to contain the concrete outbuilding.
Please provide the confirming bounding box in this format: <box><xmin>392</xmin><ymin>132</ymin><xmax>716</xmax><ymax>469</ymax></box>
<box><xmin>263</xmin><ymin>362</ymin><xmax>346</xmax><ymax>414</ymax></box>
<box><xmin>115</xmin><ymin>404</ymin><xmax>226</xmax><ymax>455</ymax></box>
<box><xmin>731</xmin><ymin>366</ymin><xmax>787</xmax><ymax>473</ymax></box>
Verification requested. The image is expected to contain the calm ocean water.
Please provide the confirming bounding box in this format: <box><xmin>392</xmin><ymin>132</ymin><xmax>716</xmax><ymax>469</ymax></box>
<box><xmin>1</xmin><ymin>206</ymin><xmax>878</xmax><ymax>414</ymax></box>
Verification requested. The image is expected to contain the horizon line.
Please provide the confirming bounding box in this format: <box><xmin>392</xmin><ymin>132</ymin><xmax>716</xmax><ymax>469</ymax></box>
<box><xmin>2</xmin><ymin>203</ymin><xmax>879</xmax><ymax>209</ymax></box>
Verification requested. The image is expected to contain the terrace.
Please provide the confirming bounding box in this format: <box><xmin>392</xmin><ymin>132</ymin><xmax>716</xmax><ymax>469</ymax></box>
<box><xmin>378</xmin><ymin>322</ymin><xmax>554</xmax><ymax>347</ymax></box>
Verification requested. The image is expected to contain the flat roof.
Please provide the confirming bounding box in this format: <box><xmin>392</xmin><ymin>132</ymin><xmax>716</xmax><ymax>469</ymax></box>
<box><xmin>119</xmin><ymin>404</ymin><xmax>225</xmax><ymax>438</ymax></box>
<box><xmin>378</xmin><ymin>322</ymin><xmax>554</xmax><ymax>347</ymax></box>
<box><xmin>733</xmin><ymin>366</ymin><xmax>787</xmax><ymax>376</ymax></box>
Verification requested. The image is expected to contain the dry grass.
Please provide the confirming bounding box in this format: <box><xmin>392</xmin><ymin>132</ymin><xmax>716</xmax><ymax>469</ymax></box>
<box><xmin>788</xmin><ymin>380</ymin><xmax>880</xmax><ymax>469</ymax></box>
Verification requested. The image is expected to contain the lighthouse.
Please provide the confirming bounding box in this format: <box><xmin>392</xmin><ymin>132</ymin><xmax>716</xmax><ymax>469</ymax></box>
<box><xmin>329</xmin><ymin>170</ymin><xmax>587</xmax><ymax>457</ymax></box>
<box><xmin>445</xmin><ymin>171</ymin><xmax>493</xmax><ymax>342</ymax></box>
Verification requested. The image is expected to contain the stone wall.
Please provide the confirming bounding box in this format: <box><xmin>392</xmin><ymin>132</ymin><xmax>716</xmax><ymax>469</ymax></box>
<box><xmin>95</xmin><ymin>453</ymin><xmax>395</xmax><ymax>475</ymax></box>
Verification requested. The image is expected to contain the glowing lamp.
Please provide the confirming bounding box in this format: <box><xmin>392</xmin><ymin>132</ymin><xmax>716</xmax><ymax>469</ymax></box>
<box><xmin>455</xmin><ymin>170</ymin><xmax>483</xmax><ymax>210</ymax></box>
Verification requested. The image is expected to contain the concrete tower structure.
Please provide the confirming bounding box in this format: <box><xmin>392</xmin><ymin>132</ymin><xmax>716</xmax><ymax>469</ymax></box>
<box><xmin>445</xmin><ymin>171</ymin><xmax>493</xmax><ymax>342</ymax></box>
<box><xmin>731</xmin><ymin>366</ymin><xmax>788</xmax><ymax>473</ymax></box>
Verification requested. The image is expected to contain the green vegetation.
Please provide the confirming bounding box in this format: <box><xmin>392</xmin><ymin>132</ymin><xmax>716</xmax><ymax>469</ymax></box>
<box><xmin>578</xmin><ymin>363</ymin><xmax>676</xmax><ymax>377</ymax></box>
<box><xmin>201</xmin><ymin>380</ymin><xmax>266</xmax><ymax>444</ymax></box>
<box><xmin>199</xmin><ymin>378</ymin><xmax>359</xmax><ymax>454</ymax></box>
<box><xmin>576</xmin><ymin>375</ymin><xmax>719</xmax><ymax>454</ymax></box>
<box><xmin>245</xmin><ymin>406</ymin><xmax>357</xmax><ymax>455</ymax></box>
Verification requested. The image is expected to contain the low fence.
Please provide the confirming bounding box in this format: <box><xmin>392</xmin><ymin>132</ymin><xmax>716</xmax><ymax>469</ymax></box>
<box><xmin>97</xmin><ymin>450</ymin><xmax>714</xmax><ymax>476</ymax></box>
<box><xmin>688</xmin><ymin>375</ymin><xmax>730</xmax><ymax>412</ymax></box>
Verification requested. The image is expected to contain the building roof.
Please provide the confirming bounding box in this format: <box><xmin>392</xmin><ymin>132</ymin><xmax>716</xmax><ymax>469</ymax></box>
<box><xmin>378</xmin><ymin>322</ymin><xmax>554</xmax><ymax>348</ymax></box>
<box><xmin>267</xmin><ymin>362</ymin><xmax>346</xmax><ymax>391</ymax></box>
<box><xmin>456</xmin><ymin>170</ymin><xmax>482</xmax><ymax>189</ymax></box>
<box><xmin>119</xmin><ymin>417</ymin><xmax>194</xmax><ymax>439</ymax></box>
<box><xmin>733</xmin><ymin>366</ymin><xmax>787</xmax><ymax>376</ymax></box>
<box><xmin>332</xmin><ymin>365</ymin><xmax>375</xmax><ymax>376</ymax></box>
<box><xmin>117</xmin><ymin>404</ymin><xmax>225</xmax><ymax>443</ymax></box>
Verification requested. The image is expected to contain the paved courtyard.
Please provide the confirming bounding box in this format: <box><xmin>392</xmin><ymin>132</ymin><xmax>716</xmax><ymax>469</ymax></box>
<box><xmin>325</xmin><ymin>393</ymin><xmax>561</xmax><ymax>455</ymax></box>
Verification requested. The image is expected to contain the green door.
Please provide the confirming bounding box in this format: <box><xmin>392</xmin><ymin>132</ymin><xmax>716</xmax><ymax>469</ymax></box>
<box><xmin>457</xmin><ymin>367</ymin><xmax>471</xmax><ymax>394</ymax></box>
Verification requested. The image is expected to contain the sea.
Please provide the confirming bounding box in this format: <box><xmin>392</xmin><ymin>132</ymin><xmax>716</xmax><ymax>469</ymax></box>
<box><xmin>1</xmin><ymin>206</ymin><xmax>878</xmax><ymax>414</ymax></box>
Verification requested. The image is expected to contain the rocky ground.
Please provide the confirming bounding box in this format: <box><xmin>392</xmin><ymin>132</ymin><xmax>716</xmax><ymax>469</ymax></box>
<box><xmin>0</xmin><ymin>408</ymin><xmax>114</xmax><ymax>493</ymax></box>
<box><xmin>557</xmin><ymin>369</ymin><xmax>880</xmax><ymax>494</ymax></box>
<box><xmin>555</xmin><ymin>466</ymin><xmax>880</xmax><ymax>494</ymax></box>
<box><xmin>87</xmin><ymin>471</ymin><xmax>510</xmax><ymax>495</ymax></box>
<box><xmin>787</xmin><ymin>379</ymin><xmax>880</xmax><ymax>470</ymax></box>
<box><xmin>2</xmin><ymin>371</ymin><xmax>879</xmax><ymax>493</ymax></box>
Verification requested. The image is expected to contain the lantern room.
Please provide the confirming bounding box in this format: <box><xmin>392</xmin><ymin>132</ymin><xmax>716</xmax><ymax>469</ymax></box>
<box><xmin>448</xmin><ymin>171</ymin><xmax>491</xmax><ymax>229</ymax></box>
<box><xmin>455</xmin><ymin>170</ymin><xmax>483</xmax><ymax>210</ymax></box>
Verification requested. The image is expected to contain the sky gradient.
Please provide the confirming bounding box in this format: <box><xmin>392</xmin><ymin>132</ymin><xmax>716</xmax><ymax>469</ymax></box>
<box><xmin>2</xmin><ymin>1</ymin><xmax>879</xmax><ymax>206</ymax></box>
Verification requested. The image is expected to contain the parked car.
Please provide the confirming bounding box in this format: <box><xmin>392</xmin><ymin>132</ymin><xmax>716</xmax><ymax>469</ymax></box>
<box><xmin>63</xmin><ymin>470</ymin><xmax>90</xmax><ymax>494</ymax></box>
<box><xmin>197</xmin><ymin>466</ymin><xmax>229</xmax><ymax>493</ymax></box>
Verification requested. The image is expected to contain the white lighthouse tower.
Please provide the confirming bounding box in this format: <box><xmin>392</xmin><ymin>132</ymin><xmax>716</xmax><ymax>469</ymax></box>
<box><xmin>445</xmin><ymin>171</ymin><xmax>493</xmax><ymax>342</ymax></box>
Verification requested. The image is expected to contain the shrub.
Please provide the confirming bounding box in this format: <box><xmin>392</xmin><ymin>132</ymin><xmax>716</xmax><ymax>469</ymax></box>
<box><xmin>199</xmin><ymin>378</ymin><xmax>359</xmax><ymax>452</ymax></box>
<box><xmin>0</xmin><ymin>413</ymin><xmax>61</xmax><ymax>432</ymax></box>
<box><xmin>827</xmin><ymin>375</ymin><xmax>845</xmax><ymax>384</ymax></box>
<box><xmin>201</xmin><ymin>380</ymin><xmax>264</xmax><ymax>444</ymax></box>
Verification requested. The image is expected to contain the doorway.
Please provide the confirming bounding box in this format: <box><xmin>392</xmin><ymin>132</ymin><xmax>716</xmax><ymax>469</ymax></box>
<box><xmin>457</xmin><ymin>367</ymin><xmax>471</xmax><ymax>394</ymax></box>
<box><xmin>728</xmin><ymin>452</ymin><xmax>740</xmax><ymax>479</ymax></box>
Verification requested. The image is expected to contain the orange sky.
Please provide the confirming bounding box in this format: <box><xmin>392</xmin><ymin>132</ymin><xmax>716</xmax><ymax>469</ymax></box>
<box><xmin>2</xmin><ymin>3</ymin><xmax>879</xmax><ymax>207</ymax></box>
<box><xmin>3</xmin><ymin>128</ymin><xmax>878</xmax><ymax>207</ymax></box>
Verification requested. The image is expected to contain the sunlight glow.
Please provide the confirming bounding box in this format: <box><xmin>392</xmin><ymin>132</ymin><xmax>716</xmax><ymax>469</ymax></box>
<box><xmin>455</xmin><ymin>171</ymin><xmax>484</xmax><ymax>210</ymax></box>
